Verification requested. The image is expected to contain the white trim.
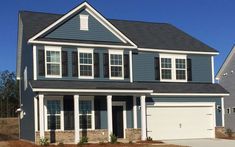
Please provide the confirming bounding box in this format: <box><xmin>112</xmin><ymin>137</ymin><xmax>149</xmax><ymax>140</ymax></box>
<box><xmin>34</xmin><ymin>97</ymin><xmax>38</xmax><ymax>132</ymax></box>
<box><xmin>77</xmin><ymin>48</ymin><xmax>94</xmax><ymax>79</ymax></box>
<box><xmin>44</xmin><ymin>97</ymin><xmax>64</xmax><ymax>131</ymax></box>
<box><xmin>221</xmin><ymin>97</ymin><xmax>225</xmax><ymax>127</ymax></box>
<box><xmin>140</xmin><ymin>95</ymin><xmax>147</xmax><ymax>140</ymax></box>
<box><xmin>29</xmin><ymin>40</ymin><xmax>136</xmax><ymax>49</ymax></box>
<box><xmin>150</xmin><ymin>93</ymin><xmax>229</xmax><ymax>96</ymax></box>
<box><xmin>109</xmin><ymin>49</ymin><xmax>124</xmax><ymax>80</ymax></box>
<box><xmin>33</xmin><ymin>45</ymin><xmax>37</xmax><ymax>80</ymax></box>
<box><xmin>23</xmin><ymin>67</ymin><xmax>28</xmax><ymax>90</ymax></box>
<box><xmin>138</xmin><ymin>48</ymin><xmax>219</xmax><ymax>55</ymax></box>
<box><xmin>79</xmin><ymin>14</ymin><xmax>89</xmax><ymax>31</ymax></box>
<box><xmin>39</xmin><ymin>94</ymin><xmax>45</xmax><ymax>138</ymax></box>
<box><xmin>44</xmin><ymin>46</ymin><xmax>62</xmax><ymax>78</ymax></box>
<box><xmin>32</xmin><ymin>88</ymin><xmax>153</xmax><ymax>93</ymax></box>
<box><xmin>107</xmin><ymin>95</ymin><xmax>112</xmax><ymax>141</ymax></box>
<box><xmin>74</xmin><ymin>95</ymin><xmax>80</xmax><ymax>143</ymax></box>
<box><xmin>28</xmin><ymin>2</ymin><xmax>137</xmax><ymax>48</ymax></box>
<box><xmin>211</xmin><ymin>56</ymin><xmax>215</xmax><ymax>83</ymax></box>
<box><xmin>133</xmin><ymin>96</ymin><xmax>137</xmax><ymax>129</ymax></box>
<box><xmin>159</xmin><ymin>53</ymin><xmax>187</xmax><ymax>82</ymax></box>
<box><xmin>79</xmin><ymin>96</ymin><xmax>95</xmax><ymax>130</ymax></box>
<box><xmin>129</xmin><ymin>50</ymin><xmax>133</xmax><ymax>83</ymax></box>
<box><xmin>147</xmin><ymin>102</ymin><xmax>216</xmax><ymax>107</ymax></box>
<box><xmin>112</xmin><ymin>101</ymin><xmax>127</xmax><ymax>139</ymax></box>
<box><xmin>216</xmin><ymin>45</ymin><xmax>235</xmax><ymax>80</ymax></box>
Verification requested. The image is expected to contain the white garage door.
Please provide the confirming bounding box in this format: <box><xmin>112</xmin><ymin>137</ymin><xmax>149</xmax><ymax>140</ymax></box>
<box><xmin>147</xmin><ymin>103</ymin><xmax>215</xmax><ymax>140</ymax></box>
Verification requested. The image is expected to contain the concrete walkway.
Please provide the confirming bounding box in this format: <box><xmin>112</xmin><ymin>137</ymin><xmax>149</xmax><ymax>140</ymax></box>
<box><xmin>164</xmin><ymin>139</ymin><xmax>235</xmax><ymax>147</ymax></box>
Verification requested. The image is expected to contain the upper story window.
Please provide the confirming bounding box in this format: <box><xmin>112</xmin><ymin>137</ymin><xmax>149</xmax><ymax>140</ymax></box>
<box><xmin>78</xmin><ymin>48</ymin><xmax>94</xmax><ymax>79</ymax></box>
<box><xmin>160</xmin><ymin>54</ymin><xmax>187</xmax><ymax>82</ymax></box>
<box><xmin>109</xmin><ymin>50</ymin><xmax>124</xmax><ymax>79</ymax></box>
<box><xmin>80</xmin><ymin>14</ymin><xmax>89</xmax><ymax>31</ymax></box>
<box><xmin>45</xmin><ymin>46</ymin><xmax>62</xmax><ymax>78</ymax></box>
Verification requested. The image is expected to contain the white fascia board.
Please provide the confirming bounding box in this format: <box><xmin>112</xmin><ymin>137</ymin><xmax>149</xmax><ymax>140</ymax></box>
<box><xmin>28</xmin><ymin>2</ymin><xmax>137</xmax><ymax>48</ymax></box>
<box><xmin>28</xmin><ymin>40</ymin><xmax>136</xmax><ymax>49</ymax></box>
<box><xmin>138</xmin><ymin>48</ymin><xmax>219</xmax><ymax>55</ymax></box>
<box><xmin>32</xmin><ymin>88</ymin><xmax>153</xmax><ymax>93</ymax></box>
<box><xmin>216</xmin><ymin>45</ymin><xmax>235</xmax><ymax>80</ymax></box>
<box><xmin>150</xmin><ymin>93</ymin><xmax>230</xmax><ymax>96</ymax></box>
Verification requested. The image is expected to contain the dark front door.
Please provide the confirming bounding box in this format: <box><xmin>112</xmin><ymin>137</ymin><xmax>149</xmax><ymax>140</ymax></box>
<box><xmin>112</xmin><ymin>106</ymin><xmax>124</xmax><ymax>138</ymax></box>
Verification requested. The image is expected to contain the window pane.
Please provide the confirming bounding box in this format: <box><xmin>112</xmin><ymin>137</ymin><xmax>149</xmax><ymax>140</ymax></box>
<box><xmin>176</xmin><ymin>70</ymin><xmax>186</xmax><ymax>80</ymax></box>
<box><xmin>79</xmin><ymin>101</ymin><xmax>92</xmax><ymax>114</ymax></box>
<box><xmin>80</xmin><ymin>115</ymin><xmax>92</xmax><ymax>129</ymax></box>
<box><xmin>80</xmin><ymin>53</ymin><xmax>92</xmax><ymax>64</ymax></box>
<box><xmin>80</xmin><ymin>65</ymin><xmax>92</xmax><ymax>76</ymax></box>
<box><xmin>47</xmin><ymin>64</ymin><xmax>60</xmax><ymax>75</ymax></box>
<box><xmin>47</xmin><ymin>51</ymin><xmax>60</xmax><ymax>63</ymax></box>
<box><xmin>161</xmin><ymin>58</ymin><xmax>171</xmax><ymax>68</ymax></box>
<box><xmin>111</xmin><ymin>66</ymin><xmax>122</xmax><ymax>77</ymax></box>
<box><xmin>48</xmin><ymin>115</ymin><xmax>61</xmax><ymax>130</ymax></box>
<box><xmin>162</xmin><ymin>69</ymin><xmax>171</xmax><ymax>79</ymax></box>
<box><xmin>176</xmin><ymin>59</ymin><xmax>186</xmax><ymax>69</ymax></box>
<box><xmin>111</xmin><ymin>54</ymin><xmax>122</xmax><ymax>65</ymax></box>
<box><xmin>47</xmin><ymin>100</ymin><xmax>61</xmax><ymax>114</ymax></box>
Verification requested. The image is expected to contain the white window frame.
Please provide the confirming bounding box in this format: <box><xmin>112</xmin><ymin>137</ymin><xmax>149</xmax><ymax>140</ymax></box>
<box><xmin>44</xmin><ymin>97</ymin><xmax>64</xmax><ymax>131</ymax></box>
<box><xmin>45</xmin><ymin>46</ymin><xmax>62</xmax><ymax>78</ymax></box>
<box><xmin>77</xmin><ymin>48</ymin><xmax>94</xmax><ymax>79</ymax></box>
<box><xmin>226</xmin><ymin>108</ymin><xmax>231</xmax><ymax>114</ymax></box>
<box><xmin>80</xmin><ymin>14</ymin><xmax>89</xmax><ymax>31</ymax></box>
<box><xmin>79</xmin><ymin>96</ymin><xmax>95</xmax><ymax>130</ymax></box>
<box><xmin>24</xmin><ymin>67</ymin><xmax>27</xmax><ymax>90</ymax></box>
<box><xmin>109</xmin><ymin>49</ymin><xmax>124</xmax><ymax>80</ymax></box>
<box><xmin>159</xmin><ymin>53</ymin><xmax>187</xmax><ymax>82</ymax></box>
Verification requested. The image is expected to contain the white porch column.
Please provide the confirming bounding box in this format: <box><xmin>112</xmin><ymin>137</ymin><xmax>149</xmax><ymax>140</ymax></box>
<box><xmin>140</xmin><ymin>95</ymin><xmax>146</xmax><ymax>140</ymax></box>
<box><xmin>133</xmin><ymin>96</ymin><xmax>137</xmax><ymax>129</ymax></box>
<box><xmin>39</xmin><ymin>94</ymin><xmax>44</xmax><ymax>138</ymax></box>
<box><xmin>107</xmin><ymin>95</ymin><xmax>113</xmax><ymax>141</ymax></box>
<box><xmin>74</xmin><ymin>95</ymin><xmax>80</xmax><ymax>144</ymax></box>
<box><xmin>221</xmin><ymin>97</ymin><xmax>225</xmax><ymax>127</ymax></box>
<box><xmin>34</xmin><ymin>96</ymin><xmax>38</xmax><ymax>132</ymax></box>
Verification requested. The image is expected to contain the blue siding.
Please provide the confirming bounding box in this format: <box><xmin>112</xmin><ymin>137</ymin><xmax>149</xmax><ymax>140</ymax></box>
<box><xmin>133</xmin><ymin>52</ymin><xmax>156</xmax><ymax>81</ymax></box>
<box><xmin>45</xmin><ymin>10</ymin><xmax>122</xmax><ymax>43</ymax></box>
<box><xmin>133</xmin><ymin>52</ymin><xmax>212</xmax><ymax>83</ymax></box>
<box><xmin>145</xmin><ymin>97</ymin><xmax>222</xmax><ymax>126</ymax></box>
<box><xmin>188</xmin><ymin>54</ymin><xmax>212</xmax><ymax>83</ymax></box>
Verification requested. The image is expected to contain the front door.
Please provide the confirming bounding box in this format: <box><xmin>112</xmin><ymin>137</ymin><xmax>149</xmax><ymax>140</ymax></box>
<box><xmin>112</xmin><ymin>106</ymin><xmax>124</xmax><ymax>138</ymax></box>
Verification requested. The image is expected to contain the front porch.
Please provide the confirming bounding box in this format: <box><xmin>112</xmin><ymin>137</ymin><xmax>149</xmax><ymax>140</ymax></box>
<box><xmin>34</xmin><ymin>94</ymin><xmax>147</xmax><ymax>144</ymax></box>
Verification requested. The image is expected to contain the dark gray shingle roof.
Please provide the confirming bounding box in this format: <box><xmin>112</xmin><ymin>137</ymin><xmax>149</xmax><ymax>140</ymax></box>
<box><xmin>20</xmin><ymin>11</ymin><xmax>217</xmax><ymax>53</ymax></box>
<box><xmin>30</xmin><ymin>80</ymin><xmax>228</xmax><ymax>94</ymax></box>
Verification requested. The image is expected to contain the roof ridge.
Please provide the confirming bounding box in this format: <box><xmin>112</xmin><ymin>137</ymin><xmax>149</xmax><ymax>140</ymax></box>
<box><xmin>108</xmin><ymin>18</ymin><xmax>170</xmax><ymax>25</ymax></box>
<box><xmin>19</xmin><ymin>10</ymin><xmax>63</xmax><ymax>16</ymax></box>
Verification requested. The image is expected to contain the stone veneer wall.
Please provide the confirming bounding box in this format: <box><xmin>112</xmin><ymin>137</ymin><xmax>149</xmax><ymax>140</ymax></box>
<box><xmin>35</xmin><ymin>129</ymin><xmax>108</xmax><ymax>144</ymax></box>
<box><xmin>125</xmin><ymin>128</ymin><xmax>141</xmax><ymax>141</ymax></box>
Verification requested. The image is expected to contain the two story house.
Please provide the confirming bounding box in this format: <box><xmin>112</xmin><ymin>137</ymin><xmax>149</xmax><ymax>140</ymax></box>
<box><xmin>216</xmin><ymin>45</ymin><xmax>235</xmax><ymax>132</ymax></box>
<box><xmin>16</xmin><ymin>2</ymin><xmax>229</xmax><ymax>144</ymax></box>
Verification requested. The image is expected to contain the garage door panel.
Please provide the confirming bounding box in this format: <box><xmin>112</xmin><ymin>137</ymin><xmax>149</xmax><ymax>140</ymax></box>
<box><xmin>147</xmin><ymin>105</ymin><xmax>215</xmax><ymax>140</ymax></box>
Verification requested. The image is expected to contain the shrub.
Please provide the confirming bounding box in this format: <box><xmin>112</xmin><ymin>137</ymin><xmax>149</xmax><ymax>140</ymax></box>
<box><xmin>226</xmin><ymin>128</ymin><xmax>233</xmax><ymax>138</ymax></box>
<box><xmin>39</xmin><ymin>137</ymin><xmax>49</xmax><ymax>146</ymax></box>
<box><xmin>146</xmin><ymin>136</ymin><xmax>152</xmax><ymax>141</ymax></box>
<box><xmin>110</xmin><ymin>134</ymin><xmax>117</xmax><ymax>144</ymax></box>
<box><xmin>78</xmin><ymin>136</ymin><xmax>88</xmax><ymax>145</ymax></box>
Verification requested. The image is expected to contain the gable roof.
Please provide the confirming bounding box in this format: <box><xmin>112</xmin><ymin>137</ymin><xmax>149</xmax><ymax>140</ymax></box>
<box><xmin>28</xmin><ymin>2</ymin><xmax>137</xmax><ymax>48</ymax></box>
<box><xmin>216</xmin><ymin>45</ymin><xmax>235</xmax><ymax>80</ymax></box>
<box><xmin>19</xmin><ymin>5</ymin><xmax>218</xmax><ymax>54</ymax></box>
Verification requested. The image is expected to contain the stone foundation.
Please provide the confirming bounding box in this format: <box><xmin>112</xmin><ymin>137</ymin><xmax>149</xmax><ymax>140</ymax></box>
<box><xmin>125</xmin><ymin>128</ymin><xmax>141</xmax><ymax>141</ymax></box>
<box><xmin>35</xmin><ymin>129</ymin><xmax>108</xmax><ymax>144</ymax></box>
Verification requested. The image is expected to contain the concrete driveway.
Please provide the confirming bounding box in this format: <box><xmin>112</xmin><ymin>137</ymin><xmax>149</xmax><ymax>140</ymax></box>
<box><xmin>164</xmin><ymin>139</ymin><xmax>235</xmax><ymax>147</ymax></box>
